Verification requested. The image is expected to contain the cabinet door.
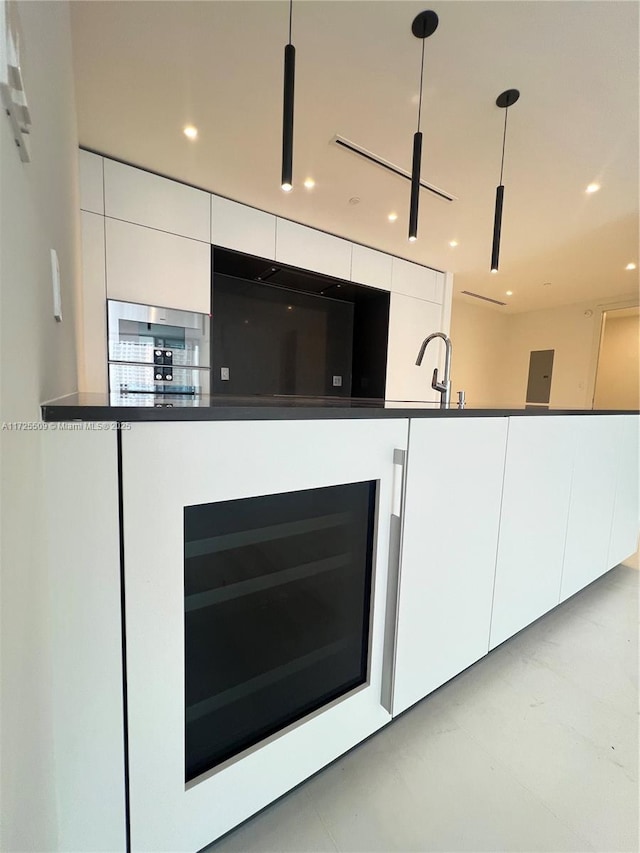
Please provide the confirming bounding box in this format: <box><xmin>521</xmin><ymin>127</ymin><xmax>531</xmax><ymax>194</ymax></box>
<box><xmin>122</xmin><ymin>418</ymin><xmax>408</xmax><ymax>853</ymax></box>
<box><xmin>79</xmin><ymin>150</ymin><xmax>104</xmax><ymax>214</ymax></box>
<box><xmin>275</xmin><ymin>218</ymin><xmax>352</xmax><ymax>280</ymax></box>
<box><xmin>559</xmin><ymin>416</ymin><xmax>620</xmax><ymax>601</ymax></box>
<box><xmin>490</xmin><ymin>416</ymin><xmax>576</xmax><ymax>649</ymax></box>
<box><xmin>105</xmin><ymin>217</ymin><xmax>210</xmax><ymax>313</ymax></box>
<box><xmin>391</xmin><ymin>256</ymin><xmax>440</xmax><ymax>303</ymax></box>
<box><xmin>211</xmin><ymin>195</ymin><xmax>276</xmax><ymax>259</ymax></box>
<box><xmin>608</xmin><ymin>414</ymin><xmax>640</xmax><ymax>567</ymax></box>
<box><xmin>104</xmin><ymin>159</ymin><xmax>210</xmax><ymax>242</ymax></box>
<box><xmin>385</xmin><ymin>293</ymin><xmax>446</xmax><ymax>402</ymax></box>
<box><xmin>392</xmin><ymin>417</ymin><xmax>508</xmax><ymax>716</ymax></box>
<box><xmin>79</xmin><ymin>211</ymin><xmax>107</xmax><ymax>393</ymax></box>
<box><xmin>351</xmin><ymin>244</ymin><xmax>392</xmax><ymax>291</ymax></box>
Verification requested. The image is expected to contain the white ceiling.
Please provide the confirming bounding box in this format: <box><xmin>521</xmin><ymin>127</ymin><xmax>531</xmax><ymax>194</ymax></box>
<box><xmin>70</xmin><ymin>0</ymin><xmax>639</xmax><ymax>313</ymax></box>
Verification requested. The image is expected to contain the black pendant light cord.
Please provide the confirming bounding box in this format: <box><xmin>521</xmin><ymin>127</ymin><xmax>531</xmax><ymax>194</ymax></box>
<box><xmin>288</xmin><ymin>0</ymin><xmax>292</xmax><ymax>45</ymax></box>
<box><xmin>417</xmin><ymin>38</ymin><xmax>426</xmax><ymax>132</ymax></box>
<box><xmin>499</xmin><ymin>106</ymin><xmax>509</xmax><ymax>184</ymax></box>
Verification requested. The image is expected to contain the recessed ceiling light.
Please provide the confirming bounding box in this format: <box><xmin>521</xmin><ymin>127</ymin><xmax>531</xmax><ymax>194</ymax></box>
<box><xmin>183</xmin><ymin>125</ymin><xmax>198</xmax><ymax>140</ymax></box>
<box><xmin>626</xmin><ymin>262</ymin><xmax>636</xmax><ymax>270</ymax></box>
<box><xmin>585</xmin><ymin>183</ymin><xmax>600</xmax><ymax>194</ymax></box>
<box><xmin>506</xmin><ymin>290</ymin><xmax>513</xmax><ymax>296</ymax></box>
<box><xmin>448</xmin><ymin>240</ymin><xmax>458</xmax><ymax>247</ymax></box>
<box><xmin>388</xmin><ymin>212</ymin><xmax>398</xmax><ymax>222</ymax></box>
<box><xmin>281</xmin><ymin>182</ymin><xmax>293</xmax><ymax>192</ymax></box>
<box><xmin>303</xmin><ymin>178</ymin><xmax>315</xmax><ymax>189</ymax></box>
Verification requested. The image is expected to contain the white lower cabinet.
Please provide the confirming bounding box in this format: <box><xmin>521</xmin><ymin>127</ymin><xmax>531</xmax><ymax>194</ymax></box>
<box><xmin>392</xmin><ymin>418</ymin><xmax>508</xmax><ymax>715</ymax></box>
<box><xmin>105</xmin><ymin>217</ymin><xmax>211</xmax><ymax>313</ymax></box>
<box><xmin>559</xmin><ymin>415</ymin><xmax>621</xmax><ymax>601</ymax></box>
<box><xmin>121</xmin><ymin>418</ymin><xmax>408</xmax><ymax>852</ymax></box>
<box><xmin>489</xmin><ymin>417</ymin><xmax>576</xmax><ymax>649</ymax></box>
<box><xmin>386</xmin><ymin>293</ymin><xmax>447</xmax><ymax>403</ymax></box>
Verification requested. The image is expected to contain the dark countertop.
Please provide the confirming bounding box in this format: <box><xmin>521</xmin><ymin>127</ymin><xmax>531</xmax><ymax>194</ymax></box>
<box><xmin>39</xmin><ymin>392</ymin><xmax>638</xmax><ymax>422</ymax></box>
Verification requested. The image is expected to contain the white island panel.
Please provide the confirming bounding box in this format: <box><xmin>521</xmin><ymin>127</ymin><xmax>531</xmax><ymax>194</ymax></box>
<box><xmin>608</xmin><ymin>414</ymin><xmax>640</xmax><ymax>567</ymax></box>
<box><xmin>490</xmin><ymin>416</ymin><xmax>576</xmax><ymax>649</ymax></box>
<box><xmin>560</xmin><ymin>415</ymin><xmax>620</xmax><ymax>601</ymax></box>
<box><xmin>392</xmin><ymin>417</ymin><xmax>508</xmax><ymax>715</ymax></box>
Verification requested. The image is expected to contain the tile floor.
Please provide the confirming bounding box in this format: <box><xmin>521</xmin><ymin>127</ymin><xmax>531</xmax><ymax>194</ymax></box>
<box><xmin>208</xmin><ymin>564</ymin><xmax>639</xmax><ymax>853</ymax></box>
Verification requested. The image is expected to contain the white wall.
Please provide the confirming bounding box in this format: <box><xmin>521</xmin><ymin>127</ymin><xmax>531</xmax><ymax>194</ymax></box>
<box><xmin>450</xmin><ymin>298</ymin><xmax>608</xmax><ymax>408</ymax></box>
<box><xmin>501</xmin><ymin>300</ymin><xmax>603</xmax><ymax>408</ymax></box>
<box><xmin>449</xmin><ymin>298</ymin><xmax>510</xmax><ymax>406</ymax></box>
<box><xmin>0</xmin><ymin>2</ymin><xmax>80</xmax><ymax>850</ymax></box>
<box><xmin>593</xmin><ymin>312</ymin><xmax>640</xmax><ymax>410</ymax></box>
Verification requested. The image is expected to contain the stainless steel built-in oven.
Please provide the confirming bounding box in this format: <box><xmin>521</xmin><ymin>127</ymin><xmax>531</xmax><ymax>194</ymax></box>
<box><xmin>107</xmin><ymin>299</ymin><xmax>210</xmax><ymax>395</ymax></box>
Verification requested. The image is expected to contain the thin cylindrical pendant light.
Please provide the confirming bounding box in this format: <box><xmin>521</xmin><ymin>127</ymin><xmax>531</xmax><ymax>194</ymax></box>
<box><xmin>408</xmin><ymin>10</ymin><xmax>438</xmax><ymax>242</ymax></box>
<box><xmin>490</xmin><ymin>88</ymin><xmax>520</xmax><ymax>271</ymax></box>
<box><xmin>281</xmin><ymin>0</ymin><xmax>295</xmax><ymax>192</ymax></box>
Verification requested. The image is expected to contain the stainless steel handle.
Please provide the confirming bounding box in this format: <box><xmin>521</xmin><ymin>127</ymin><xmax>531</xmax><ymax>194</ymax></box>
<box><xmin>381</xmin><ymin>447</ymin><xmax>407</xmax><ymax>714</ymax></box>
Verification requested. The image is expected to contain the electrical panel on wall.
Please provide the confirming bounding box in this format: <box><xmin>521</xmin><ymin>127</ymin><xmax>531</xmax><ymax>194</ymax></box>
<box><xmin>0</xmin><ymin>0</ymin><xmax>31</xmax><ymax>162</ymax></box>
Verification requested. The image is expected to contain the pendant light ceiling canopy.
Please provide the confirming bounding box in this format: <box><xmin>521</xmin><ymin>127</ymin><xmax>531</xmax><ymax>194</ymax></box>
<box><xmin>491</xmin><ymin>88</ymin><xmax>520</xmax><ymax>272</ymax></box>
<box><xmin>408</xmin><ymin>10</ymin><xmax>439</xmax><ymax>243</ymax></box>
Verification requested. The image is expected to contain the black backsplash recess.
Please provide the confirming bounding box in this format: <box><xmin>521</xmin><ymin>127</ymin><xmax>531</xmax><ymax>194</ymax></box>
<box><xmin>211</xmin><ymin>248</ymin><xmax>390</xmax><ymax>398</ymax></box>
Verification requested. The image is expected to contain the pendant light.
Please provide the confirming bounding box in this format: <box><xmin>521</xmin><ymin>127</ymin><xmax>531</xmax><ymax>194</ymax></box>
<box><xmin>281</xmin><ymin>0</ymin><xmax>295</xmax><ymax>192</ymax></box>
<box><xmin>490</xmin><ymin>89</ymin><xmax>520</xmax><ymax>272</ymax></box>
<box><xmin>408</xmin><ymin>10</ymin><xmax>439</xmax><ymax>242</ymax></box>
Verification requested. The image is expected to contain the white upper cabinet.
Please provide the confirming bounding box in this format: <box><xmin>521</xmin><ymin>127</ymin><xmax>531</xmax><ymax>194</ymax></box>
<box><xmin>79</xmin><ymin>150</ymin><xmax>104</xmax><ymax>214</ymax></box>
<box><xmin>386</xmin><ymin>293</ymin><xmax>446</xmax><ymax>403</ymax></box>
<box><xmin>105</xmin><ymin>218</ymin><xmax>210</xmax><ymax>314</ymax></box>
<box><xmin>104</xmin><ymin>159</ymin><xmax>210</xmax><ymax>242</ymax></box>
<box><xmin>391</xmin><ymin>257</ymin><xmax>442</xmax><ymax>303</ymax></box>
<box><xmin>79</xmin><ymin>211</ymin><xmax>107</xmax><ymax>393</ymax></box>
<box><xmin>275</xmin><ymin>219</ymin><xmax>352</xmax><ymax>281</ymax></box>
<box><xmin>350</xmin><ymin>245</ymin><xmax>392</xmax><ymax>291</ymax></box>
<box><xmin>211</xmin><ymin>195</ymin><xmax>276</xmax><ymax>259</ymax></box>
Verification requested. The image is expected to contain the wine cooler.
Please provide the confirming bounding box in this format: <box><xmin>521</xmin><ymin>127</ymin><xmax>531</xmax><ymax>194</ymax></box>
<box><xmin>184</xmin><ymin>481</ymin><xmax>376</xmax><ymax>781</ymax></box>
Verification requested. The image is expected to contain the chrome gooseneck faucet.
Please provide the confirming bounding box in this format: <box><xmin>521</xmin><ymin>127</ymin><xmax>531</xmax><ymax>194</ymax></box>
<box><xmin>415</xmin><ymin>332</ymin><xmax>452</xmax><ymax>409</ymax></box>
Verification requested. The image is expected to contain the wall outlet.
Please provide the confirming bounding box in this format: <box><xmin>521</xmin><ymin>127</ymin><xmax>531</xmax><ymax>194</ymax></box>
<box><xmin>220</xmin><ymin>367</ymin><xmax>230</xmax><ymax>381</ymax></box>
<box><xmin>332</xmin><ymin>375</ymin><xmax>342</xmax><ymax>387</ymax></box>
